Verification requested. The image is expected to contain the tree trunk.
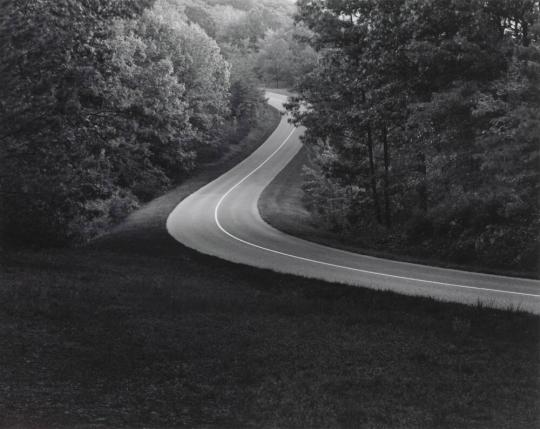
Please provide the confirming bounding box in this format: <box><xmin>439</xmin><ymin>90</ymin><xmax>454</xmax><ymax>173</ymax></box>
<box><xmin>417</xmin><ymin>152</ymin><xmax>428</xmax><ymax>212</ymax></box>
<box><xmin>366</xmin><ymin>123</ymin><xmax>381</xmax><ymax>224</ymax></box>
<box><xmin>522</xmin><ymin>20</ymin><xmax>529</xmax><ymax>46</ymax></box>
<box><xmin>381</xmin><ymin>125</ymin><xmax>391</xmax><ymax>227</ymax></box>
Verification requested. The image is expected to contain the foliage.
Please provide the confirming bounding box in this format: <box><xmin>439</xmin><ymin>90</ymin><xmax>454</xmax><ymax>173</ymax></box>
<box><xmin>185</xmin><ymin>4</ymin><xmax>217</xmax><ymax>37</ymax></box>
<box><xmin>255</xmin><ymin>25</ymin><xmax>318</xmax><ymax>88</ymax></box>
<box><xmin>289</xmin><ymin>0</ymin><xmax>540</xmax><ymax>271</ymax></box>
<box><xmin>0</xmin><ymin>0</ymin><xmax>299</xmax><ymax>247</ymax></box>
<box><xmin>0</xmin><ymin>0</ymin><xmax>233</xmax><ymax>246</ymax></box>
<box><xmin>256</xmin><ymin>29</ymin><xmax>294</xmax><ymax>88</ymax></box>
<box><xmin>0</xmin><ymin>0</ymin><xmax>154</xmax><ymax>245</ymax></box>
<box><xmin>230</xmin><ymin>80</ymin><xmax>266</xmax><ymax>132</ymax></box>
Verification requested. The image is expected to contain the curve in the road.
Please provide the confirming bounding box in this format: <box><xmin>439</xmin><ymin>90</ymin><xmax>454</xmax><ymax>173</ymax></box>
<box><xmin>167</xmin><ymin>92</ymin><xmax>540</xmax><ymax>313</ymax></box>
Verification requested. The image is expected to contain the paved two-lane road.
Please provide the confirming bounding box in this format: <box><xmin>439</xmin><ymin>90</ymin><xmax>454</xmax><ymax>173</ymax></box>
<box><xmin>167</xmin><ymin>92</ymin><xmax>540</xmax><ymax>313</ymax></box>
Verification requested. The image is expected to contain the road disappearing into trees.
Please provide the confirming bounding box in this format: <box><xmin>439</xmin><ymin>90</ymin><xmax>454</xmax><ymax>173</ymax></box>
<box><xmin>167</xmin><ymin>92</ymin><xmax>540</xmax><ymax>314</ymax></box>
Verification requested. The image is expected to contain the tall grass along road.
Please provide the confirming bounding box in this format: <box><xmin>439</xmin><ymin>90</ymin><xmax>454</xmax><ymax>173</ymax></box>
<box><xmin>167</xmin><ymin>91</ymin><xmax>540</xmax><ymax>314</ymax></box>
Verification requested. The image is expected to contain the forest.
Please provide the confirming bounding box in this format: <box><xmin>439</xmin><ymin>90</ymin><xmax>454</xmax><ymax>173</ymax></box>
<box><xmin>288</xmin><ymin>0</ymin><xmax>540</xmax><ymax>272</ymax></box>
<box><xmin>0</xmin><ymin>0</ymin><xmax>307</xmax><ymax>246</ymax></box>
<box><xmin>1</xmin><ymin>0</ymin><xmax>538</xmax><ymax>274</ymax></box>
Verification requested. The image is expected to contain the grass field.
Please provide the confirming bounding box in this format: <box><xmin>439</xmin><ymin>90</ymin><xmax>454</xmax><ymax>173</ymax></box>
<box><xmin>1</xmin><ymin>106</ymin><xmax>539</xmax><ymax>428</ymax></box>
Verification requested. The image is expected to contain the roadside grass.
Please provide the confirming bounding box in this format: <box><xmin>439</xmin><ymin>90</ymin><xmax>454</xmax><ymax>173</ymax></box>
<box><xmin>1</xmin><ymin>105</ymin><xmax>539</xmax><ymax>428</ymax></box>
<box><xmin>2</xmin><ymin>246</ymin><xmax>539</xmax><ymax>428</ymax></box>
<box><xmin>259</xmin><ymin>147</ymin><xmax>538</xmax><ymax>279</ymax></box>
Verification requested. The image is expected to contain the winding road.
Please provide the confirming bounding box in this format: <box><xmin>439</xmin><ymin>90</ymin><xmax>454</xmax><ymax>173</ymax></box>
<box><xmin>167</xmin><ymin>91</ymin><xmax>540</xmax><ymax>313</ymax></box>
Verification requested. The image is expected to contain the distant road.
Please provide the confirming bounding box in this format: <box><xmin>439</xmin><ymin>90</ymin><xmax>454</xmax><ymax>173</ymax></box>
<box><xmin>167</xmin><ymin>92</ymin><xmax>540</xmax><ymax>314</ymax></box>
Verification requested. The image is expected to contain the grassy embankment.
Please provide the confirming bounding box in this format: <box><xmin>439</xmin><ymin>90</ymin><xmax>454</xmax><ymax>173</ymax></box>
<box><xmin>1</xmin><ymin>105</ymin><xmax>539</xmax><ymax>428</ymax></box>
<box><xmin>259</xmin><ymin>147</ymin><xmax>538</xmax><ymax>278</ymax></box>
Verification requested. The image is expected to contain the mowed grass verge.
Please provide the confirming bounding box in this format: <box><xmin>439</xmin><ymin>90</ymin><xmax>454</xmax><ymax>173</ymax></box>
<box><xmin>1</xmin><ymin>105</ymin><xmax>539</xmax><ymax>428</ymax></box>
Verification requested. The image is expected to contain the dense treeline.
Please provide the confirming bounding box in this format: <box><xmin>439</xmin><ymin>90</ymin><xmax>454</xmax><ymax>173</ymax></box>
<box><xmin>1</xmin><ymin>0</ymin><xmax>299</xmax><ymax>246</ymax></box>
<box><xmin>288</xmin><ymin>0</ymin><xmax>540</xmax><ymax>271</ymax></box>
<box><xmin>184</xmin><ymin>0</ymin><xmax>317</xmax><ymax>89</ymax></box>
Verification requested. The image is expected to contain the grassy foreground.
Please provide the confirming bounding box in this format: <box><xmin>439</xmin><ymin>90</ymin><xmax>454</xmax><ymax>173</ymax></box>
<box><xmin>1</xmin><ymin>106</ymin><xmax>539</xmax><ymax>428</ymax></box>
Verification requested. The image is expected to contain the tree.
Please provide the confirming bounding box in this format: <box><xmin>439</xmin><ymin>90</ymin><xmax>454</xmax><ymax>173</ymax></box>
<box><xmin>0</xmin><ymin>0</ymin><xmax>155</xmax><ymax>245</ymax></box>
<box><xmin>0</xmin><ymin>0</ymin><xmax>233</xmax><ymax>246</ymax></box>
<box><xmin>288</xmin><ymin>0</ymin><xmax>540</xmax><ymax>269</ymax></box>
<box><xmin>185</xmin><ymin>5</ymin><xmax>217</xmax><ymax>38</ymax></box>
<box><xmin>256</xmin><ymin>29</ymin><xmax>294</xmax><ymax>87</ymax></box>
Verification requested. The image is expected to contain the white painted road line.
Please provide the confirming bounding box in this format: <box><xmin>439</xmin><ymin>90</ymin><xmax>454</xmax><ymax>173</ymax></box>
<box><xmin>167</xmin><ymin>91</ymin><xmax>540</xmax><ymax>313</ymax></box>
<box><xmin>213</xmin><ymin>125</ymin><xmax>540</xmax><ymax>299</ymax></box>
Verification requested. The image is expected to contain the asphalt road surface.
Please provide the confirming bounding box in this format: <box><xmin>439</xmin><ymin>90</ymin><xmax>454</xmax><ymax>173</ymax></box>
<box><xmin>167</xmin><ymin>92</ymin><xmax>540</xmax><ymax>314</ymax></box>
